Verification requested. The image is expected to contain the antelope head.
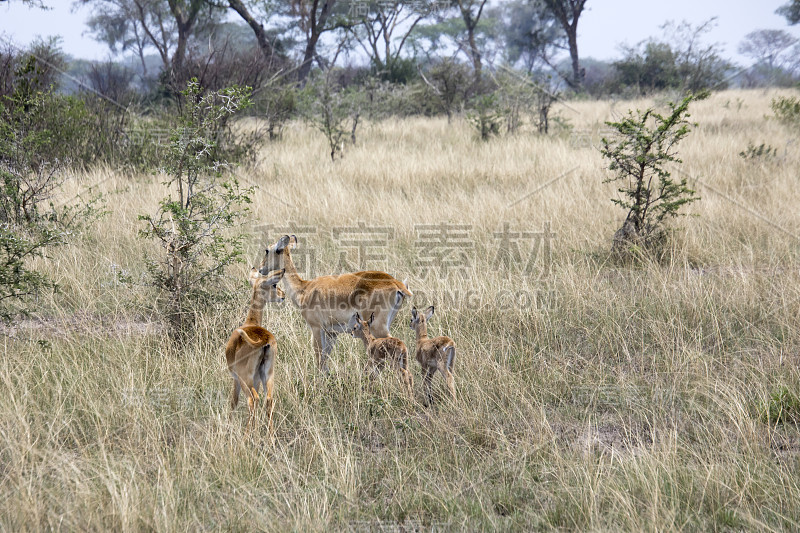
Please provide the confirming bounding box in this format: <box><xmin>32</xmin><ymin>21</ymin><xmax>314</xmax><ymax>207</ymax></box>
<box><xmin>347</xmin><ymin>311</ymin><xmax>375</xmax><ymax>341</ymax></box>
<box><xmin>259</xmin><ymin>235</ymin><xmax>297</xmax><ymax>275</ymax></box>
<box><xmin>249</xmin><ymin>267</ymin><xmax>286</xmax><ymax>303</ymax></box>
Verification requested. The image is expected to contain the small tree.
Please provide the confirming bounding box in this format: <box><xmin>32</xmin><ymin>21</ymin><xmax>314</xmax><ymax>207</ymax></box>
<box><xmin>255</xmin><ymin>82</ymin><xmax>297</xmax><ymax>141</ymax></box>
<box><xmin>139</xmin><ymin>79</ymin><xmax>254</xmax><ymax>339</ymax></box>
<box><xmin>771</xmin><ymin>94</ymin><xmax>800</xmax><ymax>129</ymax></box>
<box><xmin>777</xmin><ymin>0</ymin><xmax>800</xmax><ymax>25</ymax></box>
<box><xmin>467</xmin><ymin>93</ymin><xmax>503</xmax><ymax>141</ymax></box>
<box><xmin>543</xmin><ymin>0</ymin><xmax>587</xmax><ymax>90</ymax></box>
<box><xmin>302</xmin><ymin>77</ymin><xmax>362</xmax><ymax>161</ymax></box>
<box><xmin>600</xmin><ymin>92</ymin><xmax>706</xmax><ymax>255</ymax></box>
<box><xmin>0</xmin><ymin>56</ymin><xmax>103</xmax><ymax>321</ymax></box>
<box><xmin>417</xmin><ymin>58</ymin><xmax>473</xmax><ymax>123</ymax></box>
<box><xmin>491</xmin><ymin>69</ymin><xmax>558</xmax><ymax>134</ymax></box>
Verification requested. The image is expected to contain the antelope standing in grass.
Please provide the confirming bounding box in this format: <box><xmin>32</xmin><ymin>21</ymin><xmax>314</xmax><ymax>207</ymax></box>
<box><xmin>347</xmin><ymin>312</ymin><xmax>414</xmax><ymax>397</ymax></box>
<box><xmin>225</xmin><ymin>268</ymin><xmax>285</xmax><ymax>432</ymax></box>
<box><xmin>259</xmin><ymin>235</ymin><xmax>412</xmax><ymax>373</ymax></box>
<box><xmin>410</xmin><ymin>306</ymin><xmax>456</xmax><ymax>405</ymax></box>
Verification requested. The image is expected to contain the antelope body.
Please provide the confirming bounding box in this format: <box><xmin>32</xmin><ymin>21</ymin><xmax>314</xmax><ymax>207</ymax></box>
<box><xmin>259</xmin><ymin>235</ymin><xmax>412</xmax><ymax>372</ymax></box>
<box><xmin>225</xmin><ymin>268</ymin><xmax>285</xmax><ymax>431</ymax></box>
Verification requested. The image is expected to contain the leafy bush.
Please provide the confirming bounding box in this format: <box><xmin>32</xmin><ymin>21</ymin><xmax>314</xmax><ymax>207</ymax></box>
<box><xmin>739</xmin><ymin>142</ymin><xmax>778</xmax><ymax>161</ymax></box>
<box><xmin>1</xmin><ymin>45</ymin><xmax>166</xmax><ymax>173</ymax></box>
<box><xmin>0</xmin><ymin>57</ymin><xmax>103</xmax><ymax>321</ymax></box>
<box><xmin>490</xmin><ymin>71</ymin><xmax>555</xmax><ymax>135</ymax></box>
<box><xmin>467</xmin><ymin>93</ymin><xmax>503</xmax><ymax>141</ymax></box>
<box><xmin>300</xmin><ymin>78</ymin><xmax>362</xmax><ymax>161</ymax></box>
<box><xmin>139</xmin><ymin>79</ymin><xmax>254</xmax><ymax>339</ymax></box>
<box><xmin>614</xmin><ymin>41</ymin><xmax>681</xmax><ymax>94</ymax></box>
<box><xmin>601</xmin><ymin>91</ymin><xmax>706</xmax><ymax>256</ymax></box>
<box><xmin>0</xmin><ymin>38</ymin><xmax>65</xmax><ymax>99</ymax></box>
<box><xmin>611</xmin><ymin>20</ymin><xmax>731</xmax><ymax>96</ymax></box>
<box><xmin>417</xmin><ymin>59</ymin><xmax>473</xmax><ymax>122</ymax></box>
<box><xmin>253</xmin><ymin>83</ymin><xmax>298</xmax><ymax>141</ymax></box>
<box><xmin>771</xmin><ymin>95</ymin><xmax>800</xmax><ymax>129</ymax></box>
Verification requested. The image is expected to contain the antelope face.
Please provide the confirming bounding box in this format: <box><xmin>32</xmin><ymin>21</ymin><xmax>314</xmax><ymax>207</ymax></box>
<box><xmin>258</xmin><ymin>235</ymin><xmax>295</xmax><ymax>276</ymax></box>
<box><xmin>348</xmin><ymin>312</ymin><xmax>374</xmax><ymax>339</ymax></box>
<box><xmin>251</xmin><ymin>268</ymin><xmax>286</xmax><ymax>303</ymax></box>
<box><xmin>410</xmin><ymin>305</ymin><xmax>435</xmax><ymax>330</ymax></box>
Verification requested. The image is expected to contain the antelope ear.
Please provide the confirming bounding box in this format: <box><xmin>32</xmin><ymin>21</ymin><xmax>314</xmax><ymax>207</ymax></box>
<box><xmin>290</xmin><ymin>234</ymin><xmax>298</xmax><ymax>249</ymax></box>
<box><xmin>274</xmin><ymin>235</ymin><xmax>291</xmax><ymax>253</ymax></box>
<box><xmin>411</xmin><ymin>307</ymin><xmax>418</xmax><ymax>319</ymax></box>
<box><xmin>424</xmin><ymin>306</ymin><xmax>435</xmax><ymax>320</ymax></box>
<box><xmin>347</xmin><ymin>313</ymin><xmax>359</xmax><ymax>329</ymax></box>
<box><xmin>368</xmin><ymin>312</ymin><xmax>375</xmax><ymax>326</ymax></box>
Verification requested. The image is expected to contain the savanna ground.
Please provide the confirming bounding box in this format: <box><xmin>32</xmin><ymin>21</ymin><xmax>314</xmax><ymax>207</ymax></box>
<box><xmin>2</xmin><ymin>89</ymin><xmax>800</xmax><ymax>531</ymax></box>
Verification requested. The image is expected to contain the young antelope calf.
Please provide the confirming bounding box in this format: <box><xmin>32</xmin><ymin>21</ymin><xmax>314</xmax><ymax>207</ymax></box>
<box><xmin>347</xmin><ymin>312</ymin><xmax>414</xmax><ymax>397</ymax></box>
<box><xmin>410</xmin><ymin>306</ymin><xmax>456</xmax><ymax>405</ymax></box>
<box><xmin>225</xmin><ymin>267</ymin><xmax>285</xmax><ymax>432</ymax></box>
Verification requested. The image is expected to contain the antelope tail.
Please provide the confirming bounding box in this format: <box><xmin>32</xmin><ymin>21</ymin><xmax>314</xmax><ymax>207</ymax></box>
<box><xmin>237</xmin><ymin>328</ymin><xmax>268</xmax><ymax>348</ymax></box>
<box><xmin>445</xmin><ymin>345</ymin><xmax>455</xmax><ymax>372</ymax></box>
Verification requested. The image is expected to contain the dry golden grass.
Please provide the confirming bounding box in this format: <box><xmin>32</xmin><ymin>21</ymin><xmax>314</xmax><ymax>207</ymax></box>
<box><xmin>2</xmin><ymin>88</ymin><xmax>800</xmax><ymax>531</ymax></box>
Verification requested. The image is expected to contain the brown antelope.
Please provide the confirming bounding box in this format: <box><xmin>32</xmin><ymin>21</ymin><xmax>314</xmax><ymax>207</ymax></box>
<box><xmin>347</xmin><ymin>312</ymin><xmax>414</xmax><ymax>397</ymax></box>
<box><xmin>410</xmin><ymin>306</ymin><xmax>456</xmax><ymax>405</ymax></box>
<box><xmin>225</xmin><ymin>267</ymin><xmax>285</xmax><ymax>432</ymax></box>
<box><xmin>258</xmin><ymin>235</ymin><xmax>412</xmax><ymax>372</ymax></box>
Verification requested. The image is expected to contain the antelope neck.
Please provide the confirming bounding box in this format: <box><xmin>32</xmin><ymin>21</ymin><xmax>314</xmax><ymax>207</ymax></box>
<box><xmin>245</xmin><ymin>287</ymin><xmax>266</xmax><ymax>326</ymax></box>
<box><xmin>281</xmin><ymin>249</ymin><xmax>308</xmax><ymax>305</ymax></box>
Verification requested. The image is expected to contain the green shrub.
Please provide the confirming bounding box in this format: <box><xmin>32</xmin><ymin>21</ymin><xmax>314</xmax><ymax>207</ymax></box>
<box><xmin>601</xmin><ymin>91</ymin><xmax>706</xmax><ymax>256</ymax></box>
<box><xmin>418</xmin><ymin>59</ymin><xmax>473</xmax><ymax>122</ymax></box>
<box><xmin>468</xmin><ymin>93</ymin><xmax>503</xmax><ymax>141</ymax></box>
<box><xmin>0</xmin><ymin>57</ymin><xmax>103</xmax><ymax>321</ymax></box>
<box><xmin>763</xmin><ymin>387</ymin><xmax>800</xmax><ymax>425</ymax></box>
<box><xmin>771</xmin><ymin>95</ymin><xmax>800</xmax><ymax>129</ymax></box>
<box><xmin>253</xmin><ymin>83</ymin><xmax>298</xmax><ymax>141</ymax></box>
<box><xmin>739</xmin><ymin>142</ymin><xmax>778</xmax><ymax>161</ymax></box>
<box><xmin>139</xmin><ymin>79</ymin><xmax>254</xmax><ymax>339</ymax></box>
<box><xmin>300</xmin><ymin>78</ymin><xmax>362</xmax><ymax>161</ymax></box>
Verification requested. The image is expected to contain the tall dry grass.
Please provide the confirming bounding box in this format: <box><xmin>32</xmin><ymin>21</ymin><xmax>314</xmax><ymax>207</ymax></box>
<box><xmin>1</xmin><ymin>88</ymin><xmax>799</xmax><ymax>531</ymax></box>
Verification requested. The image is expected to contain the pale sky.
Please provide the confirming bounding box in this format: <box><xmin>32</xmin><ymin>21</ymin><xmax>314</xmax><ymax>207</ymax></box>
<box><xmin>1</xmin><ymin>0</ymin><xmax>799</xmax><ymax>65</ymax></box>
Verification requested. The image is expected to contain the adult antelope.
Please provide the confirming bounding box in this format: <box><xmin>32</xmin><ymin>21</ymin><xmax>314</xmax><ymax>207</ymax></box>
<box><xmin>259</xmin><ymin>235</ymin><xmax>412</xmax><ymax>372</ymax></box>
<box><xmin>225</xmin><ymin>267</ymin><xmax>285</xmax><ymax>432</ymax></box>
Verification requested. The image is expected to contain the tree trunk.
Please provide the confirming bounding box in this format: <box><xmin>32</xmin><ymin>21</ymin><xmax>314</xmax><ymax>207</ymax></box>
<box><xmin>350</xmin><ymin>111</ymin><xmax>359</xmax><ymax>145</ymax></box>
<box><xmin>172</xmin><ymin>24</ymin><xmax>188</xmax><ymax>74</ymax></box>
<box><xmin>227</xmin><ymin>0</ymin><xmax>275</xmax><ymax>63</ymax></box>
<box><xmin>466</xmin><ymin>25</ymin><xmax>482</xmax><ymax>82</ymax></box>
<box><xmin>297</xmin><ymin>0</ymin><xmax>335</xmax><ymax>85</ymax></box>
<box><xmin>457</xmin><ymin>0</ymin><xmax>487</xmax><ymax>85</ymax></box>
<box><xmin>544</xmin><ymin>0</ymin><xmax>586</xmax><ymax>91</ymax></box>
<box><xmin>167</xmin><ymin>0</ymin><xmax>202</xmax><ymax>79</ymax></box>
<box><xmin>567</xmin><ymin>28</ymin><xmax>581</xmax><ymax>89</ymax></box>
<box><xmin>297</xmin><ymin>35</ymin><xmax>320</xmax><ymax>84</ymax></box>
